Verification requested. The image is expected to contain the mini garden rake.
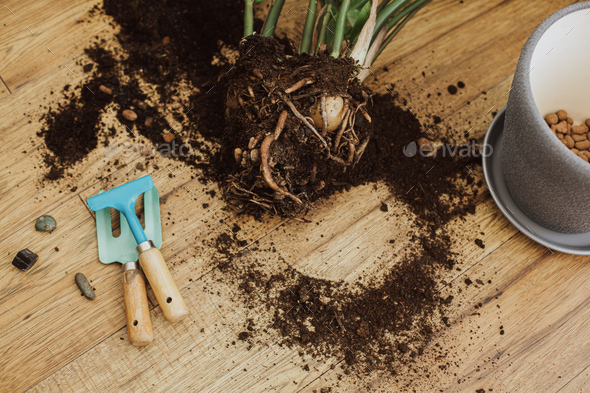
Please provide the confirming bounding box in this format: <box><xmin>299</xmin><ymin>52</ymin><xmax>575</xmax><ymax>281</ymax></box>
<box><xmin>88</xmin><ymin>175</ymin><xmax>188</xmax><ymax>324</ymax></box>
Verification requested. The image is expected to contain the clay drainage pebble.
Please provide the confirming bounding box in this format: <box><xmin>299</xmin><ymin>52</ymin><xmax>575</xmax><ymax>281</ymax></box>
<box><xmin>546</xmin><ymin>110</ymin><xmax>590</xmax><ymax>163</ymax></box>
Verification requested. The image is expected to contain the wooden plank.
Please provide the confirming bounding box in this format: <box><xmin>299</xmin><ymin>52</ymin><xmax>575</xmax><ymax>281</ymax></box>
<box><xmin>0</xmin><ymin>76</ymin><xmax>9</xmax><ymax>99</ymax></box>
<box><xmin>0</xmin><ymin>0</ymin><xmax>113</xmax><ymax>92</ymax></box>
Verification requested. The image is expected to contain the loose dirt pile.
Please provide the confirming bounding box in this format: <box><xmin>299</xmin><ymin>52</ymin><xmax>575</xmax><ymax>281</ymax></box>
<box><xmin>35</xmin><ymin>0</ymin><xmax>482</xmax><ymax>381</ymax></box>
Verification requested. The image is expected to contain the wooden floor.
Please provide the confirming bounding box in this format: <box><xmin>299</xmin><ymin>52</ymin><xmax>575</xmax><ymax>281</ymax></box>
<box><xmin>1</xmin><ymin>0</ymin><xmax>589</xmax><ymax>392</ymax></box>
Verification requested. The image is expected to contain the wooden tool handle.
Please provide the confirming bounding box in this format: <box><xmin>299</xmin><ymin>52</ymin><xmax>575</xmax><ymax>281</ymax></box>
<box><xmin>138</xmin><ymin>247</ymin><xmax>188</xmax><ymax>322</ymax></box>
<box><xmin>122</xmin><ymin>268</ymin><xmax>153</xmax><ymax>346</ymax></box>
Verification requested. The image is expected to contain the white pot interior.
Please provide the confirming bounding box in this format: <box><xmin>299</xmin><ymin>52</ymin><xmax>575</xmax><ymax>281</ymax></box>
<box><xmin>530</xmin><ymin>9</ymin><xmax>590</xmax><ymax>125</ymax></box>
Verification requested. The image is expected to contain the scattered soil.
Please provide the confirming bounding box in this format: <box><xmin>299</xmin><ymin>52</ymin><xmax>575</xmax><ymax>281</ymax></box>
<box><xmin>475</xmin><ymin>238</ymin><xmax>485</xmax><ymax>249</ymax></box>
<box><xmin>34</xmin><ymin>0</ymin><xmax>482</xmax><ymax>384</ymax></box>
<box><xmin>215</xmin><ymin>88</ymin><xmax>479</xmax><ymax>375</ymax></box>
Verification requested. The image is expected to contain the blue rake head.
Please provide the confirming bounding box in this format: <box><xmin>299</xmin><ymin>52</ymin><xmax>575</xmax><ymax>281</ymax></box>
<box><xmin>87</xmin><ymin>175</ymin><xmax>157</xmax><ymax>246</ymax></box>
<box><xmin>93</xmin><ymin>186</ymin><xmax>163</xmax><ymax>264</ymax></box>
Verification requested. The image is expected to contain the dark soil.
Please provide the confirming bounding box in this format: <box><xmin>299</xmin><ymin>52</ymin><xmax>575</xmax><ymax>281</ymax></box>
<box><xmin>221</xmin><ymin>35</ymin><xmax>370</xmax><ymax>216</ymax></box>
<box><xmin>35</xmin><ymin>0</ymin><xmax>482</xmax><ymax>383</ymax></box>
<box><xmin>222</xmin><ymin>234</ymin><xmax>455</xmax><ymax>371</ymax></box>
<box><xmin>38</xmin><ymin>0</ymin><xmax>245</xmax><ymax>179</ymax></box>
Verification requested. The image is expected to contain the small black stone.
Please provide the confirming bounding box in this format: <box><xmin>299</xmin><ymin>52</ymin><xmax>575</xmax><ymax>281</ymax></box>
<box><xmin>457</xmin><ymin>81</ymin><xmax>465</xmax><ymax>88</ymax></box>
<box><xmin>12</xmin><ymin>249</ymin><xmax>39</xmax><ymax>271</ymax></box>
<box><xmin>448</xmin><ymin>85</ymin><xmax>458</xmax><ymax>95</ymax></box>
<box><xmin>380</xmin><ymin>202</ymin><xmax>389</xmax><ymax>212</ymax></box>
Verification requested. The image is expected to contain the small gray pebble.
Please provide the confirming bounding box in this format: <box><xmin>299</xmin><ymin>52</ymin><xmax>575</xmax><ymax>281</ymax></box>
<box><xmin>35</xmin><ymin>215</ymin><xmax>56</xmax><ymax>232</ymax></box>
<box><xmin>75</xmin><ymin>273</ymin><xmax>95</xmax><ymax>300</ymax></box>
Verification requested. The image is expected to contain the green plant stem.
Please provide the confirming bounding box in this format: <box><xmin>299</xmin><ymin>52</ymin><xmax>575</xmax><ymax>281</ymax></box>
<box><xmin>386</xmin><ymin>0</ymin><xmax>429</xmax><ymax>30</ymax></box>
<box><xmin>372</xmin><ymin>0</ymin><xmax>407</xmax><ymax>41</ymax></box>
<box><xmin>376</xmin><ymin>0</ymin><xmax>391</xmax><ymax>14</ymax></box>
<box><xmin>262</xmin><ymin>0</ymin><xmax>286</xmax><ymax>37</ymax></box>
<box><xmin>373</xmin><ymin>4</ymin><xmax>423</xmax><ymax>62</ymax></box>
<box><xmin>315</xmin><ymin>0</ymin><xmax>333</xmax><ymax>54</ymax></box>
<box><xmin>244</xmin><ymin>0</ymin><xmax>255</xmax><ymax>36</ymax></box>
<box><xmin>330</xmin><ymin>0</ymin><xmax>351</xmax><ymax>57</ymax></box>
<box><xmin>300</xmin><ymin>0</ymin><xmax>318</xmax><ymax>53</ymax></box>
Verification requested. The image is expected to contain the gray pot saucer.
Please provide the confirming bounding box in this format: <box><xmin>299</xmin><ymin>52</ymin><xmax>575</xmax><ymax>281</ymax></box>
<box><xmin>483</xmin><ymin>106</ymin><xmax>590</xmax><ymax>255</ymax></box>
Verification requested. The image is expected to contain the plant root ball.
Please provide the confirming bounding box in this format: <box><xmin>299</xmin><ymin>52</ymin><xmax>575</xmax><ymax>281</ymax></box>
<box><xmin>221</xmin><ymin>35</ymin><xmax>371</xmax><ymax>217</ymax></box>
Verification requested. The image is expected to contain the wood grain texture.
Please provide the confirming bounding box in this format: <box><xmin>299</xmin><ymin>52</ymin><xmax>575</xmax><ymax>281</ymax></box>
<box><xmin>138</xmin><ymin>247</ymin><xmax>188</xmax><ymax>323</ymax></box>
<box><xmin>0</xmin><ymin>76</ymin><xmax>9</xmax><ymax>98</ymax></box>
<box><xmin>0</xmin><ymin>0</ymin><xmax>113</xmax><ymax>92</ymax></box>
<box><xmin>0</xmin><ymin>0</ymin><xmax>586</xmax><ymax>392</ymax></box>
<box><xmin>122</xmin><ymin>268</ymin><xmax>153</xmax><ymax>347</ymax></box>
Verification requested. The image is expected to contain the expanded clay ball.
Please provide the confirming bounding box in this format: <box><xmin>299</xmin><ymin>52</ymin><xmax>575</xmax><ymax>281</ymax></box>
<box><xmin>549</xmin><ymin>111</ymin><xmax>590</xmax><ymax>164</ymax></box>
<box><xmin>572</xmin><ymin>125</ymin><xmax>588</xmax><ymax>134</ymax></box>
<box><xmin>563</xmin><ymin>135</ymin><xmax>575</xmax><ymax>149</ymax></box>
<box><xmin>546</xmin><ymin>113</ymin><xmax>558</xmax><ymax>125</ymax></box>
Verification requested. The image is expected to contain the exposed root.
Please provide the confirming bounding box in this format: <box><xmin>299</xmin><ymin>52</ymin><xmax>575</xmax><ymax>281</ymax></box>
<box><xmin>347</xmin><ymin>142</ymin><xmax>355</xmax><ymax>164</ymax></box>
<box><xmin>354</xmin><ymin>135</ymin><xmax>371</xmax><ymax>166</ymax></box>
<box><xmin>260</xmin><ymin>115</ymin><xmax>304</xmax><ymax>205</ymax></box>
<box><xmin>248</xmin><ymin>133</ymin><xmax>264</xmax><ymax>149</ymax></box>
<box><xmin>357</xmin><ymin>103</ymin><xmax>372</xmax><ymax>123</ymax></box>
<box><xmin>330</xmin><ymin>155</ymin><xmax>346</xmax><ymax>166</ymax></box>
<box><xmin>333</xmin><ymin>109</ymin><xmax>350</xmax><ymax>152</ymax></box>
<box><xmin>229</xmin><ymin>182</ymin><xmax>275</xmax><ymax>204</ymax></box>
<box><xmin>285</xmin><ymin>77</ymin><xmax>315</xmax><ymax>94</ymax></box>
<box><xmin>274</xmin><ymin>110</ymin><xmax>288</xmax><ymax>140</ymax></box>
<box><xmin>278</xmin><ymin>92</ymin><xmax>329</xmax><ymax>151</ymax></box>
<box><xmin>320</xmin><ymin>95</ymin><xmax>329</xmax><ymax>137</ymax></box>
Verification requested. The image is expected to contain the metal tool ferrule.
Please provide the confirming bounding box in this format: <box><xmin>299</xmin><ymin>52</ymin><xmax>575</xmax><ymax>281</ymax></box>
<box><xmin>136</xmin><ymin>240</ymin><xmax>155</xmax><ymax>254</ymax></box>
<box><xmin>122</xmin><ymin>261</ymin><xmax>139</xmax><ymax>272</ymax></box>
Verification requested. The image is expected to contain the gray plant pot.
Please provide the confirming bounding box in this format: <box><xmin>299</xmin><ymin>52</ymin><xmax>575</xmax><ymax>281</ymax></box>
<box><xmin>502</xmin><ymin>2</ymin><xmax>590</xmax><ymax>234</ymax></box>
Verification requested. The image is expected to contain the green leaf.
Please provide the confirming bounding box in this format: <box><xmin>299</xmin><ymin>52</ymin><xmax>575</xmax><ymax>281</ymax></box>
<box><xmin>347</xmin><ymin>0</ymin><xmax>371</xmax><ymax>42</ymax></box>
<box><xmin>346</xmin><ymin>0</ymin><xmax>370</xmax><ymax>26</ymax></box>
<box><xmin>350</xmin><ymin>0</ymin><xmax>369</xmax><ymax>9</ymax></box>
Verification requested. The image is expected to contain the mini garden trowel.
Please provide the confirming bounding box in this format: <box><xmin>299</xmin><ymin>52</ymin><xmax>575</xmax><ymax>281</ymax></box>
<box><xmin>88</xmin><ymin>175</ymin><xmax>188</xmax><ymax>323</ymax></box>
<box><xmin>94</xmin><ymin>187</ymin><xmax>162</xmax><ymax>346</ymax></box>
